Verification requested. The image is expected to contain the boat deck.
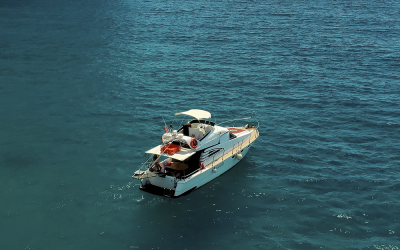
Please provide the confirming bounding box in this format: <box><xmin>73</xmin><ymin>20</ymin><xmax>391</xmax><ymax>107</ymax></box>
<box><xmin>134</xmin><ymin>127</ymin><xmax>259</xmax><ymax>179</ymax></box>
<box><xmin>205</xmin><ymin>127</ymin><xmax>259</xmax><ymax>169</ymax></box>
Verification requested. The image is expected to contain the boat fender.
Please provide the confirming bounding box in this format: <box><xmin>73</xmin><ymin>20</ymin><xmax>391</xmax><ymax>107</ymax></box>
<box><xmin>212</xmin><ymin>167</ymin><xmax>217</xmax><ymax>173</ymax></box>
<box><xmin>190</xmin><ymin>138</ymin><xmax>198</xmax><ymax>149</ymax></box>
<box><xmin>236</xmin><ymin>153</ymin><xmax>243</xmax><ymax>160</ymax></box>
<box><xmin>201</xmin><ymin>162</ymin><xmax>205</xmax><ymax>169</ymax></box>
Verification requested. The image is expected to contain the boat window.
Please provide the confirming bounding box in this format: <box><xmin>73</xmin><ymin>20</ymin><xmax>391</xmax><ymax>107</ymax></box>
<box><xmin>229</xmin><ymin>132</ymin><xmax>237</xmax><ymax>140</ymax></box>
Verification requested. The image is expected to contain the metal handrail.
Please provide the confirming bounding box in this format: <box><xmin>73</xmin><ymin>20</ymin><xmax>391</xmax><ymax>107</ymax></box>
<box><xmin>181</xmin><ymin>168</ymin><xmax>201</xmax><ymax>180</ymax></box>
<box><xmin>138</xmin><ymin>127</ymin><xmax>259</xmax><ymax>180</ymax></box>
<box><xmin>221</xmin><ymin>129</ymin><xmax>257</xmax><ymax>161</ymax></box>
<box><xmin>178</xmin><ymin>129</ymin><xmax>258</xmax><ymax>180</ymax></box>
<box><xmin>211</xmin><ymin>148</ymin><xmax>224</xmax><ymax>167</ymax></box>
<box><xmin>138</xmin><ymin>143</ymin><xmax>178</xmax><ymax>172</ymax></box>
<box><xmin>216</xmin><ymin>117</ymin><xmax>252</xmax><ymax>126</ymax></box>
<box><xmin>215</xmin><ymin>148</ymin><xmax>225</xmax><ymax>169</ymax></box>
<box><xmin>139</xmin><ymin>155</ymin><xmax>153</xmax><ymax>171</ymax></box>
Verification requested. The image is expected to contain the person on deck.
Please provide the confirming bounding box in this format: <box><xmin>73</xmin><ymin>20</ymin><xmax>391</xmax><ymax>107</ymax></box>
<box><xmin>160</xmin><ymin>161</ymin><xmax>171</xmax><ymax>173</ymax></box>
<box><xmin>182</xmin><ymin>122</ymin><xmax>191</xmax><ymax>136</ymax></box>
<box><xmin>149</xmin><ymin>154</ymin><xmax>160</xmax><ymax>172</ymax></box>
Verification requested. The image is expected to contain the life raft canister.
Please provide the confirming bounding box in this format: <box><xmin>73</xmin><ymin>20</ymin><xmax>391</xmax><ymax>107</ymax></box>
<box><xmin>190</xmin><ymin>138</ymin><xmax>198</xmax><ymax>149</ymax></box>
<box><xmin>162</xmin><ymin>133</ymin><xmax>173</xmax><ymax>143</ymax></box>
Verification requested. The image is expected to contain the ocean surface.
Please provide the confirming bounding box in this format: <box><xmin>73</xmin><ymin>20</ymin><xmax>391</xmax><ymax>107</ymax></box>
<box><xmin>1</xmin><ymin>0</ymin><xmax>399</xmax><ymax>249</ymax></box>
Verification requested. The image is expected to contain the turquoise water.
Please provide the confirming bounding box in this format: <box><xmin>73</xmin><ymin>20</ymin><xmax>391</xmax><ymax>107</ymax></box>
<box><xmin>1</xmin><ymin>0</ymin><xmax>399</xmax><ymax>249</ymax></box>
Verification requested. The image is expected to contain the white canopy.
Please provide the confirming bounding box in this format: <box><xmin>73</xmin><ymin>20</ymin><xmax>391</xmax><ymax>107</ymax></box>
<box><xmin>175</xmin><ymin>109</ymin><xmax>211</xmax><ymax>120</ymax></box>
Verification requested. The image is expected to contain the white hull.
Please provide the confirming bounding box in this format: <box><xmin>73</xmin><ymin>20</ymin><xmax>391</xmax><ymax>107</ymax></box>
<box><xmin>139</xmin><ymin>136</ymin><xmax>255</xmax><ymax>197</ymax></box>
<box><xmin>133</xmin><ymin>109</ymin><xmax>259</xmax><ymax>197</ymax></box>
<box><xmin>175</xmin><ymin>145</ymin><xmax>251</xmax><ymax>196</ymax></box>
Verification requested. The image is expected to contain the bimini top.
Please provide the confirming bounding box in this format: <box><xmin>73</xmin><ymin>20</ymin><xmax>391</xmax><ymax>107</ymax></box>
<box><xmin>175</xmin><ymin>109</ymin><xmax>211</xmax><ymax>120</ymax></box>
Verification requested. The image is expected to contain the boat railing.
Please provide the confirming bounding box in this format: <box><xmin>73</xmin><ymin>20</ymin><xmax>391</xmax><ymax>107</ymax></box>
<box><xmin>220</xmin><ymin>130</ymin><xmax>257</xmax><ymax>160</ymax></box>
<box><xmin>139</xmin><ymin>155</ymin><xmax>153</xmax><ymax>171</ymax></box>
<box><xmin>181</xmin><ymin>168</ymin><xmax>201</xmax><ymax>180</ymax></box>
<box><xmin>212</xmin><ymin>148</ymin><xmax>225</xmax><ymax>167</ymax></box>
<box><xmin>138</xmin><ymin>143</ymin><xmax>178</xmax><ymax>171</ymax></box>
<box><xmin>139</xmin><ymin>128</ymin><xmax>258</xmax><ymax>178</ymax></box>
<box><xmin>216</xmin><ymin>117</ymin><xmax>252</xmax><ymax>126</ymax></box>
<box><xmin>181</xmin><ymin>130</ymin><xmax>258</xmax><ymax>179</ymax></box>
<box><xmin>181</xmin><ymin>170</ymin><xmax>197</xmax><ymax>180</ymax></box>
<box><xmin>215</xmin><ymin>112</ymin><xmax>259</xmax><ymax>129</ymax></box>
<box><xmin>225</xmin><ymin>140</ymin><xmax>242</xmax><ymax>157</ymax></box>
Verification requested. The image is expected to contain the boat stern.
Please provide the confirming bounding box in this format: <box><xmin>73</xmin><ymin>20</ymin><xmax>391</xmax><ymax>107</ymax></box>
<box><xmin>134</xmin><ymin>172</ymin><xmax>177</xmax><ymax>197</ymax></box>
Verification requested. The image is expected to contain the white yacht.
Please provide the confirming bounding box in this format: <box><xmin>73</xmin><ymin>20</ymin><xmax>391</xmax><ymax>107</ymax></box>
<box><xmin>132</xmin><ymin>109</ymin><xmax>259</xmax><ymax>197</ymax></box>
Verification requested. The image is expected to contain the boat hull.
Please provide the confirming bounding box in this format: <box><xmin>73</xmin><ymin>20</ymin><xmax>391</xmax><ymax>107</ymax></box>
<box><xmin>139</xmin><ymin>144</ymin><xmax>252</xmax><ymax>197</ymax></box>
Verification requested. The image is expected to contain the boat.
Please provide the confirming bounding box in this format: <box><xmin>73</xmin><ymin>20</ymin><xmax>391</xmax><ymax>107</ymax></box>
<box><xmin>132</xmin><ymin>109</ymin><xmax>259</xmax><ymax>197</ymax></box>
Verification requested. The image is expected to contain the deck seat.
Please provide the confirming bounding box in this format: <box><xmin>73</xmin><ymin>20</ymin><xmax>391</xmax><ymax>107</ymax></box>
<box><xmin>188</xmin><ymin>127</ymin><xmax>204</xmax><ymax>140</ymax></box>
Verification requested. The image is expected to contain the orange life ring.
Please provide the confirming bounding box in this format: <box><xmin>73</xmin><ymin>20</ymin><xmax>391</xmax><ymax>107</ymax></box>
<box><xmin>190</xmin><ymin>138</ymin><xmax>198</xmax><ymax>149</ymax></box>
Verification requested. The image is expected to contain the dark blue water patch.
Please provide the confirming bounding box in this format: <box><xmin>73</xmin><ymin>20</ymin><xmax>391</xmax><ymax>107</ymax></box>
<box><xmin>1</xmin><ymin>152</ymin><xmax>41</xmax><ymax>169</ymax></box>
